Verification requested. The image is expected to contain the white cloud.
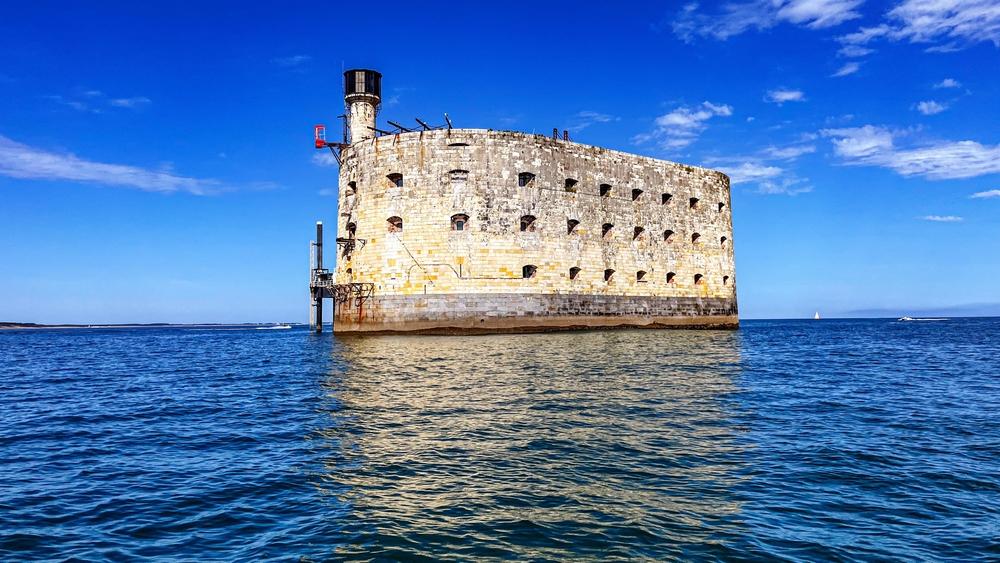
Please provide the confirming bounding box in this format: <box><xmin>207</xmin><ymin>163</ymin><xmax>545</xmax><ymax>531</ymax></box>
<box><xmin>672</xmin><ymin>0</ymin><xmax>862</xmax><ymax>41</ymax></box>
<box><xmin>0</xmin><ymin>135</ymin><xmax>219</xmax><ymax>194</ymax></box>
<box><xmin>821</xmin><ymin>125</ymin><xmax>1000</xmax><ymax>179</ymax></box>
<box><xmin>110</xmin><ymin>96</ymin><xmax>152</xmax><ymax>109</ymax></box>
<box><xmin>822</xmin><ymin>125</ymin><xmax>895</xmax><ymax>159</ymax></box>
<box><xmin>633</xmin><ymin>101</ymin><xmax>732</xmax><ymax>149</ymax></box>
<box><xmin>723</xmin><ymin>162</ymin><xmax>783</xmax><ymax>184</ymax></box>
<box><xmin>46</xmin><ymin>95</ymin><xmax>101</xmax><ymax>114</ymax></box>
<box><xmin>763</xmin><ymin>144</ymin><xmax>817</xmax><ymax>159</ymax></box>
<box><xmin>914</xmin><ymin>100</ymin><xmax>948</xmax><ymax>115</ymax></box>
<box><xmin>272</xmin><ymin>55</ymin><xmax>311</xmax><ymax>67</ymax></box>
<box><xmin>48</xmin><ymin>91</ymin><xmax>151</xmax><ymax>112</ymax></box>
<box><xmin>934</xmin><ymin>78</ymin><xmax>962</xmax><ymax>88</ymax></box>
<box><xmin>970</xmin><ymin>189</ymin><xmax>1000</xmax><ymax>198</ymax></box>
<box><xmin>318</xmin><ymin>188</ymin><xmax>338</xmax><ymax>197</ymax></box>
<box><xmin>566</xmin><ymin>110</ymin><xmax>618</xmax><ymax>133</ymax></box>
<box><xmin>832</xmin><ymin>61</ymin><xmax>861</xmax><ymax>77</ymax></box>
<box><xmin>312</xmin><ymin>151</ymin><xmax>339</xmax><ymax>167</ymax></box>
<box><xmin>837</xmin><ymin>44</ymin><xmax>875</xmax><ymax>57</ymax></box>
<box><xmin>765</xmin><ymin>89</ymin><xmax>806</xmax><ymax>104</ymax></box>
<box><xmin>757</xmin><ymin>177</ymin><xmax>814</xmax><ymax>195</ymax></box>
<box><xmin>921</xmin><ymin>215</ymin><xmax>963</xmax><ymax>222</ymax></box>
<box><xmin>838</xmin><ymin>0</ymin><xmax>1000</xmax><ymax>52</ymax></box>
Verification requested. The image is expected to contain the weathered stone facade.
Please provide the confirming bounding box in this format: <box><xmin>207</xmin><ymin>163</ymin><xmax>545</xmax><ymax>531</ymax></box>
<box><xmin>333</xmin><ymin>128</ymin><xmax>737</xmax><ymax>333</ymax></box>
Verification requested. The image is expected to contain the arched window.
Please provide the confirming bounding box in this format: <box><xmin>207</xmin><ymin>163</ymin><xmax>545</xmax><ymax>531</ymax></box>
<box><xmin>723</xmin><ymin>275</ymin><xmax>730</xmax><ymax>286</ymax></box>
<box><xmin>346</xmin><ymin>267</ymin><xmax>353</xmax><ymax>277</ymax></box>
<box><xmin>691</xmin><ymin>232</ymin><xmax>701</xmax><ymax>244</ymax></box>
<box><xmin>346</xmin><ymin>181</ymin><xmax>357</xmax><ymax>196</ymax></box>
<box><xmin>522</xmin><ymin>265</ymin><xmax>537</xmax><ymax>279</ymax></box>
<box><xmin>518</xmin><ymin>172</ymin><xmax>535</xmax><ymax>187</ymax></box>
<box><xmin>689</xmin><ymin>197</ymin><xmax>699</xmax><ymax>209</ymax></box>
<box><xmin>387</xmin><ymin>216</ymin><xmax>403</xmax><ymax>232</ymax></box>
<box><xmin>602</xmin><ymin>223</ymin><xmax>614</xmax><ymax>238</ymax></box>
<box><xmin>662</xmin><ymin>193</ymin><xmax>672</xmax><ymax>204</ymax></box>
<box><xmin>636</xmin><ymin>270</ymin><xmax>648</xmax><ymax>283</ymax></box>
<box><xmin>633</xmin><ymin>226</ymin><xmax>644</xmax><ymax>240</ymax></box>
<box><xmin>663</xmin><ymin>229</ymin><xmax>675</xmax><ymax>243</ymax></box>
<box><xmin>451</xmin><ymin>214</ymin><xmax>469</xmax><ymax>231</ymax></box>
<box><xmin>347</xmin><ymin>222</ymin><xmax>357</xmax><ymax>238</ymax></box>
<box><xmin>720</xmin><ymin>236</ymin><xmax>728</xmax><ymax>247</ymax></box>
<box><xmin>666</xmin><ymin>271</ymin><xmax>676</xmax><ymax>284</ymax></box>
<box><xmin>604</xmin><ymin>269</ymin><xmax>615</xmax><ymax>282</ymax></box>
<box><xmin>600</xmin><ymin>183</ymin><xmax>612</xmax><ymax>197</ymax></box>
<box><xmin>569</xmin><ymin>267</ymin><xmax>581</xmax><ymax>280</ymax></box>
<box><xmin>694</xmin><ymin>273</ymin><xmax>704</xmax><ymax>285</ymax></box>
<box><xmin>387</xmin><ymin>173</ymin><xmax>403</xmax><ymax>188</ymax></box>
<box><xmin>632</xmin><ymin>188</ymin><xmax>643</xmax><ymax>201</ymax></box>
<box><xmin>564</xmin><ymin>178</ymin><xmax>578</xmax><ymax>193</ymax></box>
<box><xmin>718</xmin><ymin>202</ymin><xmax>726</xmax><ymax>212</ymax></box>
<box><xmin>449</xmin><ymin>169</ymin><xmax>469</xmax><ymax>187</ymax></box>
<box><xmin>520</xmin><ymin>215</ymin><xmax>536</xmax><ymax>232</ymax></box>
<box><xmin>567</xmin><ymin>219</ymin><xmax>580</xmax><ymax>234</ymax></box>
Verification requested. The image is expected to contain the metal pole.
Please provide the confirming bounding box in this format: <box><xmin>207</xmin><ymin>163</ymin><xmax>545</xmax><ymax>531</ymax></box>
<box><xmin>316</xmin><ymin>221</ymin><xmax>323</xmax><ymax>270</ymax></box>
<box><xmin>313</xmin><ymin>221</ymin><xmax>324</xmax><ymax>333</ymax></box>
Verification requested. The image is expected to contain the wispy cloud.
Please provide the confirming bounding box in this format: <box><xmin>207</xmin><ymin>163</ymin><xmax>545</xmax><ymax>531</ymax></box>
<box><xmin>0</xmin><ymin>135</ymin><xmax>220</xmax><ymax>194</ymax></box>
<box><xmin>920</xmin><ymin>215</ymin><xmax>963</xmax><ymax>222</ymax></box>
<box><xmin>832</xmin><ymin>61</ymin><xmax>861</xmax><ymax>77</ymax></box>
<box><xmin>671</xmin><ymin>0</ymin><xmax>863</xmax><ymax>41</ymax></box>
<box><xmin>762</xmin><ymin>143</ymin><xmax>816</xmax><ymax>159</ymax></box>
<box><xmin>821</xmin><ymin>125</ymin><xmax>1000</xmax><ymax>179</ymax></box>
<box><xmin>914</xmin><ymin>100</ymin><xmax>948</xmax><ymax>115</ymax></box>
<box><xmin>971</xmin><ymin>189</ymin><xmax>1000</xmax><ymax>199</ymax></box>
<box><xmin>318</xmin><ymin>188</ymin><xmax>338</xmax><ymax>197</ymax></box>
<box><xmin>765</xmin><ymin>89</ymin><xmax>806</xmax><ymax>104</ymax></box>
<box><xmin>109</xmin><ymin>96</ymin><xmax>152</xmax><ymax>108</ymax></box>
<box><xmin>271</xmin><ymin>55</ymin><xmax>311</xmax><ymax>67</ymax></box>
<box><xmin>312</xmin><ymin>151</ymin><xmax>338</xmax><ymax>167</ymax></box>
<box><xmin>838</xmin><ymin>0</ymin><xmax>1000</xmax><ymax>53</ymax></box>
<box><xmin>757</xmin><ymin>177</ymin><xmax>813</xmax><ymax>195</ymax></box>
<box><xmin>46</xmin><ymin>95</ymin><xmax>102</xmax><ymax>114</ymax></box>
<box><xmin>47</xmin><ymin>90</ymin><xmax>151</xmax><ymax>112</ymax></box>
<box><xmin>837</xmin><ymin>44</ymin><xmax>875</xmax><ymax>57</ymax></box>
<box><xmin>633</xmin><ymin>101</ymin><xmax>732</xmax><ymax>150</ymax></box>
<box><xmin>724</xmin><ymin>162</ymin><xmax>783</xmax><ymax>184</ymax></box>
<box><xmin>566</xmin><ymin>111</ymin><xmax>619</xmax><ymax>133</ymax></box>
<box><xmin>934</xmin><ymin>78</ymin><xmax>962</xmax><ymax>88</ymax></box>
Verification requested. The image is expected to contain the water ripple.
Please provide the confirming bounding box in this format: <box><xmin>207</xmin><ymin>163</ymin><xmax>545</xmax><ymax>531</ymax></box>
<box><xmin>1</xmin><ymin>320</ymin><xmax>999</xmax><ymax>560</ymax></box>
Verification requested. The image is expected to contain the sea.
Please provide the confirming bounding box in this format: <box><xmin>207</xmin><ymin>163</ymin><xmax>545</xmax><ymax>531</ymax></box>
<box><xmin>1</xmin><ymin>318</ymin><xmax>998</xmax><ymax>561</ymax></box>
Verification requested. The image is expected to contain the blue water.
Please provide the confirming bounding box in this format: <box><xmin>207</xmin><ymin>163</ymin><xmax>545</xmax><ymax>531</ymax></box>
<box><xmin>2</xmin><ymin>319</ymin><xmax>999</xmax><ymax>561</ymax></box>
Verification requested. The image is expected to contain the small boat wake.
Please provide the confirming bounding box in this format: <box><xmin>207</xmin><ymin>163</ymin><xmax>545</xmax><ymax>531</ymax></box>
<box><xmin>897</xmin><ymin>317</ymin><xmax>947</xmax><ymax>322</ymax></box>
<box><xmin>256</xmin><ymin>324</ymin><xmax>292</xmax><ymax>330</ymax></box>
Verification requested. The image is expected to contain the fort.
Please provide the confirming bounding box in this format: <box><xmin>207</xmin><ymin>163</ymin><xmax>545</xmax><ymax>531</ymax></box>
<box><xmin>310</xmin><ymin>69</ymin><xmax>738</xmax><ymax>334</ymax></box>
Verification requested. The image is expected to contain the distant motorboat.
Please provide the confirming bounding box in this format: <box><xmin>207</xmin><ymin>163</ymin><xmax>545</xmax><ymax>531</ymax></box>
<box><xmin>898</xmin><ymin>316</ymin><xmax>914</xmax><ymax>321</ymax></box>
<box><xmin>256</xmin><ymin>324</ymin><xmax>292</xmax><ymax>330</ymax></box>
<box><xmin>814</xmin><ymin>311</ymin><xmax>821</xmax><ymax>320</ymax></box>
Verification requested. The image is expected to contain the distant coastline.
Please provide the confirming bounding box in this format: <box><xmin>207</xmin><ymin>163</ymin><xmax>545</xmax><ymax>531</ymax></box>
<box><xmin>0</xmin><ymin>322</ymin><xmax>300</xmax><ymax>330</ymax></box>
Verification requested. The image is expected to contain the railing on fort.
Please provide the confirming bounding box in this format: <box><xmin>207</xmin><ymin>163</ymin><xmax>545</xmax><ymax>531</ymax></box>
<box><xmin>311</xmin><ymin>270</ymin><xmax>375</xmax><ymax>306</ymax></box>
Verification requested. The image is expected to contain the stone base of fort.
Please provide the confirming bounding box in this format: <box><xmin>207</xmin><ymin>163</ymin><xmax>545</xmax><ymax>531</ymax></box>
<box><xmin>332</xmin><ymin>293</ymin><xmax>738</xmax><ymax>334</ymax></box>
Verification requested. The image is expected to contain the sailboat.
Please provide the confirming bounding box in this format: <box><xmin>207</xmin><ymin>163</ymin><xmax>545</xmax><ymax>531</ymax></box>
<box><xmin>814</xmin><ymin>311</ymin><xmax>821</xmax><ymax>320</ymax></box>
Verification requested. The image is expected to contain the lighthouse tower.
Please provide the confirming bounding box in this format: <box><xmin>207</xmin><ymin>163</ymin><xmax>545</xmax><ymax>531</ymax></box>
<box><xmin>344</xmin><ymin>69</ymin><xmax>382</xmax><ymax>144</ymax></box>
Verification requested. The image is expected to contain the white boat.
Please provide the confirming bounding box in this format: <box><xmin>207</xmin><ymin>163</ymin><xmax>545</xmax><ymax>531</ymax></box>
<box><xmin>898</xmin><ymin>316</ymin><xmax>914</xmax><ymax>321</ymax></box>
<box><xmin>256</xmin><ymin>324</ymin><xmax>292</xmax><ymax>330</ymax></box>
<box><xmin>814</xmin><ymin>311</ymin><xmax>821</xmax><ymax>320</ymax></box>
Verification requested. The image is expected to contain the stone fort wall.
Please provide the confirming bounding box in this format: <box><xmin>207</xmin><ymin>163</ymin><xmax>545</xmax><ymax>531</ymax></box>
<box><xmin>333</xmin><ymin>129</ymin><xmax>737</xmax><ymax>333</ymax></box>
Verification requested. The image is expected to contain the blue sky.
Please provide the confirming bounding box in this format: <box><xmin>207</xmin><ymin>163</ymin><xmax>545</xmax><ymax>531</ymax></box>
<box><xmin>1</xmin><ymin>0</ymin><xmax>998</xmax><ymax>323</ymax></box>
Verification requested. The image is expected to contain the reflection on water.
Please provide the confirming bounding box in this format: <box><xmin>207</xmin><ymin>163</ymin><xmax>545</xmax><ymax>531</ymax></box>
<box><xmin>317</xmin><ymin>330</ymin><xmax>750</xmax><ymax>559</ymax></box>
<box><xmin>6</xmin><ymin>320</ymin><xmax>997</xmax><ymax>560</ymax></box>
